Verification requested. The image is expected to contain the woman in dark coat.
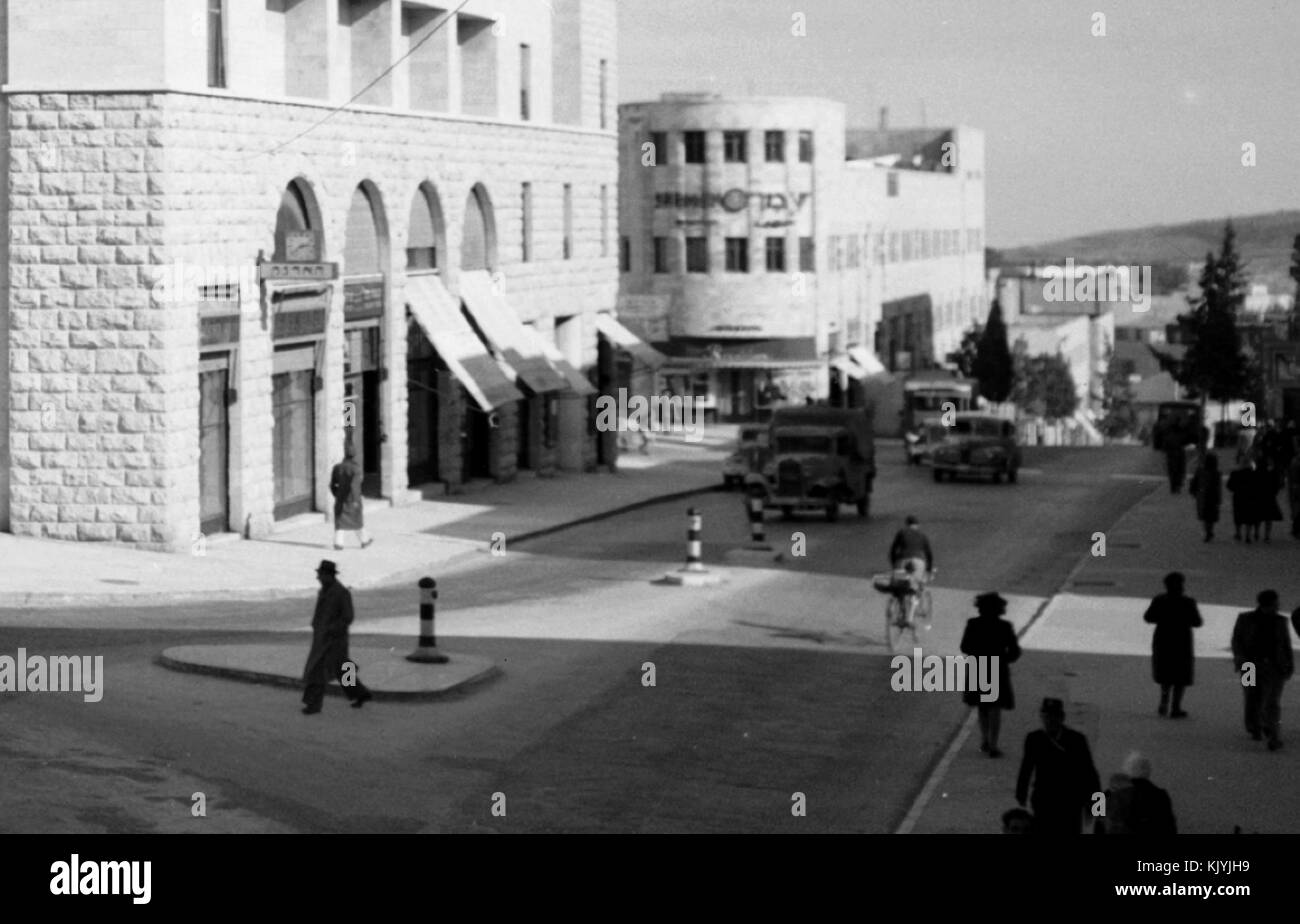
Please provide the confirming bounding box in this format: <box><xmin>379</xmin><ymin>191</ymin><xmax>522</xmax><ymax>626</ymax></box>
<box><xmin>1255</xmin><ymin>456</ymin><xmax>1284</xmax><ymax>542</ymax></box>
<box><xmin>1190</xmin><ymin>451</ymin><xmax>1221</xmax><ymax>542</ymax></box>
<box><xmin>960</xmin><ymin>591</ymin><xmax>1021</xmax><ymax>758</ymax></box>
<box><xmin>329</xmin><ymin>442</ymin><xmax>372</xmax><ymax>550</ymax></box>
<box><xmin>1143</xmin><ymin>571</ymin><xmax>1202</xmax><ymax>718</ymax></box>
<box><xmin>1226</xmin><ymin>459</ymin><xmax>1257</xmax><ymax>542</ymax></box>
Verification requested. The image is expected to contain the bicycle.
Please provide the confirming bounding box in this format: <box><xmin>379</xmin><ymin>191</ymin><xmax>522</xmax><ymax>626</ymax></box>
<box><xmin>872</xmin><ymin>568</ymin><xmax>934</xmax><ymax>651</ymax></box>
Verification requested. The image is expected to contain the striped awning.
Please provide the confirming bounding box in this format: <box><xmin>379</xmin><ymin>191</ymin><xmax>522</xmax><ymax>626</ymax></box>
<box><xmin>594</xmin><ymin>313</ymin><xmax>667</xmax><ymax>370</ymax></box>
<box><xmin>459</xmin><ymin>270</ymin><xmax>569</xmax><ymax>394</ymax></box>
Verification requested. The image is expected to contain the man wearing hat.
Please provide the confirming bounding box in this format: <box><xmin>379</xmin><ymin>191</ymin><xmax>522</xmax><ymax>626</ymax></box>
<box><xmin>1231</xmin><ymin>589</ymin><xmax>1293</xmax><ymax>750</ymax></box>
<box><xmin>960</xmin><ymin>592</ymin><xmax>1021</xmax><ymax>757</ymax></box>
<box><xmin>1015</xmin><ymin>697</ymin><xmax>1100</xmax><ymax>834</ymax></box>
<box><xmin>301</xmin><ymin>559</ymin><xmax>372</xmax><ymax>715</ymax></box>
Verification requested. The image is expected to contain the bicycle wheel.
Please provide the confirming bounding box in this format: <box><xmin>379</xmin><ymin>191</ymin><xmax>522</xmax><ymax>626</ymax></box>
<box><xmin>884</xmin><ymin>596</ymin><xmax>905</xmax><ymax>650</ymax></box>
<box><xmin>915</xmin><ymin>589</ymin><xmax>934</xmax><ymax>631</ymax></box>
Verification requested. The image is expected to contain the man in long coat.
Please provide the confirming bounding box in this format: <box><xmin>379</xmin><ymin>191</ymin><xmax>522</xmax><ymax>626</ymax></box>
<box><xmin>1190</xmin><ymin>452</ymin><xmax>1221</xmax><ymax>541</ymax></box>
<box><xmin>1015</xmin><ymin>697</ymin><xmax>1100</xmax><ymax>834</ymax></box>
<box><xmin>1143</xmin><ymin>571</ymin><xmax>1203</xmax><ymax>717</ymax></box>
<box><xmin>302</xmin><ymin>559</ymin><xmax>372</xmax><ymax>714</ymax></box>
<box><xmin>1231</xmin><ymin>590</ymin><xmax>1293</xmax><ymax>750</ymax></box>
<box><xmin>960</xmin><ymin>591</ymin><xmax>1021</xmax><ymax>758</ymax></box>
<box><xmin>330</xmin><ymin>443</ymin><xmax>372</xmax><ymax>550</ymax></box>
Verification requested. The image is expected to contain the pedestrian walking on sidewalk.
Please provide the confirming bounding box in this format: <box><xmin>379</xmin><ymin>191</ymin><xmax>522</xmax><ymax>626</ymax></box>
<box><xmin>330</xmin><ymin>442</ymin><xmax>372</xmax><ymax>550</ymax></box>
<box><xmin>1015</xmin><ymin>698</ymin><xmax>1101</xmax><ymax>835</ymax></box>
<box><xmin>1226</xmin><ymin>458</ymin><xmax>1259</xmax><ymax>542</ymax></box>
<box><xmin>301</xmin><ymin>559</ymin><xmax>372</xmax><ymax>715</ymax></box>
<box><xmin>1190</xmin><ymin>452</ymin><xmax>1221</xmax><ymax>541</ymax></box>
<box><xmin>960</xmin><ymin>591</ymin><xmax>1020</xmax><ymax>758</ymax></box>
<box><xmin>1230</xmin><ymin>590</ymin><xmax>1293</xmax><ymax>750</ymax></box>
<box><xmin>1144</xmin><ymin>572</ymin><xmax>1202</xmax><ymax>718</ymax></box>
<box><xmin>1094</xmin><ymin>752</ymin><xmax>1177</xmax><ymax>835</ymax></box>
<box><xmin>1255</xmin><ymin>456</ymin><xmax>1285</xmax><ymax>542</ymax></box>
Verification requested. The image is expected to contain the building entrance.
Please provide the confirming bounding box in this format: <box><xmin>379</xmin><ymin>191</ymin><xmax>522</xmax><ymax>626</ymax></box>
<box><xmin>198</xmin><ymin>353</ymin><xmax>231</xmax><ymax>535</ymax></box>
<box><xmin>272</xmin><ymin>345</ymin><xmax>317</xmax><ymax>519</ymax></box>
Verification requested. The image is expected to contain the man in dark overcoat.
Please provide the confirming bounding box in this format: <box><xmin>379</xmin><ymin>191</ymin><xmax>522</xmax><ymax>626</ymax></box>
<box><xmin>1015</xmin><ymin>698</ymin><xmax>1100</xmax><ymax>834</ymax></box>
<box><xmin>302</xmin><ymin>559</ymin><xmax>372</xmax><ymax>715</ymax></box>
<box><xmin>1231</xmin><ymin>590</ymin><xmax>1293</xmax><ymax>750</ymax></box>
<box><xmin>1144</xmin><ymin>571</ymin><xmax>1203</xmax><ymax>718</ymax></box>
<box><xmin>959</xmin><ymin>591</ymin><xmax>1021</xmax><ymax>758</ymax></box>
<box><xmin>1190</xmin><ymin>451</ymin><xmax>1221</xmax><ymax>541</ymax></box>
<box><xmin>330</xmin><ymin>442</ymin><xmax>372</xmax><ymax>550</ymax></box>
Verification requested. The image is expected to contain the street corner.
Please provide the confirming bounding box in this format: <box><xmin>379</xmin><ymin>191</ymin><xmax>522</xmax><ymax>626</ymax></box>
<box><xmin>157</xmin><ymin>644</ymin><xmax>500</xmax><ymax>700</ymax></box>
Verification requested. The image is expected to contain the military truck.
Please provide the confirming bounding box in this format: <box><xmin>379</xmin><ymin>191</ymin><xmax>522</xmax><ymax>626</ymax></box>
<box><xmin>746</xmin><ymin>405</ymin><xmax>876</xmax><ymax>521</ymax></box>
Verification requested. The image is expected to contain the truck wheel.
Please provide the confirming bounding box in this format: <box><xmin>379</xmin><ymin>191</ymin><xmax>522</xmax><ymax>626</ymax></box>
<box><xmin>1008</xmin><ymin>466</ymin><xmax>1018</xmax><ymax>484</ymax></box>
<box><xmin>933</xmin><ymin>469</ymin><xmax>944</xmax><ymax>483</ymax></box>
<box><xmin>781</xmin><ymin>506</ymin><xmax>795</xmax><ymax>520</ymax></box>
<box><xmin>991</xmin><ymin>470</ymin><xmax>1003</xmax><ymax>485</ymax></box>
<box><xmin>825</xmin><ymin>501</ymin><xmax>840</xmax><ymax>522</ymax></box>
<box><xmin>856</xmin><ymin>495</ymin><xmax>869</xmax><ymax>517</ymax></box>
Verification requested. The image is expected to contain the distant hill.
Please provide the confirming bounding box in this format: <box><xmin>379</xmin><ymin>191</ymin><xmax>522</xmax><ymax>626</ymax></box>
<box><xmin>997</xmin><ymin>210</ymin><xmax>1300</xmax><ymax>294</ymax></box>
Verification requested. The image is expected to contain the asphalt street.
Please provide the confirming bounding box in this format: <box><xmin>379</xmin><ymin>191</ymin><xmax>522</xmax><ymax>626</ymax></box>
<box><xmin>0</xmin><ymin>445</ymin><xmax>1166</xmax><ymax>833</ymax></box>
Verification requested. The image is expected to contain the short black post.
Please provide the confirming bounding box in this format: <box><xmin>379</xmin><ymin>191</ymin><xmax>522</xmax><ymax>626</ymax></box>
<box><xmin>406</xmin><ymin>576</ymin><xmax>449</xmax><ymax>663</ymax></box>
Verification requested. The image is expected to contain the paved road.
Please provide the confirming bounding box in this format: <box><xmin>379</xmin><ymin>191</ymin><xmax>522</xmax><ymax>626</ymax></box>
<box><xmin>0</xmin><ymin>446</ymin><xmax>1165</xmax><ymax>833</ymax></box>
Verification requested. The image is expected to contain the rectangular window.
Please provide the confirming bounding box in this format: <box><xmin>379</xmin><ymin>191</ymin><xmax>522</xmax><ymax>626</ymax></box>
<box><xmin>798</xmin><ymin>130</ymin><xmax>814</xmax><ymax>162</ymax></box>
<box><xmin>521</xmin><ymin>182</ymin><xmax>532</xmax><ymax>262</ymax></box>
<box><xmin>600</xmin><ymin>185</ymin><xmax>608</xmax><ymax>258</ymax></box>
<box><xmin>562</xmin><ymin>184</ymin><xmax>573</xmax><ymax>259</ymax></box>
<box><xmin>725</xmin><ymin>237</ymin><xmax>749</xmax><ymax>272</ymax></box>
<box><xmin>683</xmin><ymin>131</ymin><xmax>706</xmax><ymax>164</ymax></box>
<box><xmin>723</xmin><ymin>131</ymin><xmax>747</xmax><ymax>163</ymax></box>
<box><xmin>799</xmin><ymin>237</ymin><xmax>815</xmax><ymax>272</ymax></box>
<box><xmin>764</xmin><ymin>130</ymin><xmax>785</xmax><ymax>162</ymax></box>
<box><xmin>207</xmin><ymin>0</ymin><xmax>226</xmax><ymax>89</ymax></box>
<box><xmin>519</xmin><ymin>44</ymin><xmax>531</xmax><ymax>120</ymax></box>
<box><xmin>650</xmin><ymin>131</ymin><xmax>668</xmax><ymax>166</ymax></box>
<box><xmin>765</xmin><ymin>237</ymin><xmax>786</xmax><ymax>272</ymax></box>
<box><xmin>653</xmin><ymin>236</ymin><xmax>669</xmax><ymax>273</ymax></box>
<box><xmin>599</xmin><ymin>59</ymin><xmax>608</xmax><ymax>129</ymax></box>
<box><xmin>619</xmin><ymin>236</ymin><xmax>630</xmax><ymax>273</ymax></box>
<box><xmin>902</xmin><ymin>232</ymin><xmax>912</xmax><ymax>261</ymax></box>
<box><xmin>887</xmin><ymin>172</ymin><xmax>899</xmax><ymax>197</ymax></box>
<box><xmin>685</xmin><ymin>237</ymin><xmax>708</xmax><ymax>273</ymax></box>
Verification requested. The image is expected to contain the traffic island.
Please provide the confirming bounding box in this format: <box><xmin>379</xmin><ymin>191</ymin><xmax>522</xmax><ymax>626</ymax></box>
<box><xmin>157</xmin><ymin>644</ymin><xmax>499</xmax><ymax>700</ymax></box>
<box><xmin>658</xmin><ymin>567</ymin><xmax>728</xmax><ymax>587</ymax></box>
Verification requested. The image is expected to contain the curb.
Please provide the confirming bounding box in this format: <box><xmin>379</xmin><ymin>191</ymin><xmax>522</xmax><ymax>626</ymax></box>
<box><xmin>0</xmin><ymin>482</ymin><xmax>722</xmax><ymax>610</ymax></box>
<box><xmin>154</xmin><ymin>651</ymin><xmax>502</xmax><ymax>702</ymax></box>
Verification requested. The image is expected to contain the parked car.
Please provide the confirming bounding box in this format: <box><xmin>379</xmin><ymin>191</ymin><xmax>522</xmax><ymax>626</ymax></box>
<box><xmin>931</xmin><ymin>413</ymin><xmax>1021</xmax><ymax>484</ymax></box>
<box><xmin>722</xmin><ymin>424</ymin><xmax>771</xmax><ymax>489</ymax></box>
<box><xmin>751</xmin><ymin>406</ymin><xmax>875</xmax><ymax>520</ymax></box>
<box><xmin>904</xmin><ymin>418</ymin><xmax>949</xmax><ymax>466</ymax></box>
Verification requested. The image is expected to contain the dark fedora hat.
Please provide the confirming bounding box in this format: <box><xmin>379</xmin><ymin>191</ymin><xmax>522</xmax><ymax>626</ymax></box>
<box><xmin>316</xmin><ymin>559</ymin><xmax>339</xmax><ymax>575</ymax></box>
<box><xmin>1040</xmin><ymin>697</ymin><xmax>1065</xmax><ymax>716</ymax></box>
<box><xmin>975</xmin><ymin>591</ymin><xmax>1008</xmax><ymax>612</ymax></box>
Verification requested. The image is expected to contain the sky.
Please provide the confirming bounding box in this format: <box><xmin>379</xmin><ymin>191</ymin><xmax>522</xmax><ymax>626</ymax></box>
<box><xmin>617</xmin><ymin>0</ymin><xmax>1300</xmax><ymax>248</ymax></box>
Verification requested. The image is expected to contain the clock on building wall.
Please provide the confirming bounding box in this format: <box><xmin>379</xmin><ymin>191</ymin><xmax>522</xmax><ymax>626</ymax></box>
<box><xmin>286</xmin><ymin>230</ymin><xmax>321</xmax><ymax>263</ymax></box>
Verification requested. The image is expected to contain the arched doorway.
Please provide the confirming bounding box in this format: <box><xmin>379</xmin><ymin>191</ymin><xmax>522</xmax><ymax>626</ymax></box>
<box><xmin>405</xmin><ymin>182</ymin><xmax>448</xmax><ymax>486</ymax></box>
<box><xmin>342</xmin><ymin>182</ymin><xmax>388</xmax><ymax>497</ymax></box>
<box><xmin>269</xmin><ymin>178</ymin><xmax>326</xmax><ymax>520</ymax></box>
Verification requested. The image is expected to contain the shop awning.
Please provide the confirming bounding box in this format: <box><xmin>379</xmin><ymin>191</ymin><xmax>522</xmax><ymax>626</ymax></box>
<box><xmin>847</xmin><ymin>346</ymin><xmax>887</xmax><ymax>375</ymax></box>
<box><xmin>405</xmin><ymin>274</ymin><xmax>523</xmax><ymax>412</ymax></box>
<box><xmin>593</xmin><ymin>313</ymin><xmax>667</xmax><ymax>370</ymax></box>
<box><xmin>458</xmin><ymin>271</ymin><xmax>569</xmax><ymax>394</ymax></box>
<box><xmin>535</xmin><ymin>337</ymin><xmax>596</xmax><ymax>396</ymax></box>
<box><xmin>830</xmin><ymin>354</ymin><xmax>870</xmax><ymax>381</ymax></box>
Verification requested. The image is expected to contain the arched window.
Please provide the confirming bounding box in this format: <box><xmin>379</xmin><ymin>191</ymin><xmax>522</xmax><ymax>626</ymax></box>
<box><xmin>344</xmin><ymin>185</ymin><xmax>382</xmax><ymax>276</ymax></box>
<box><xmin>461</xmin><ymin>184</ymin><xmax>495</xmax><ymax>272</ymax></box>
<box><xmin>273</xmin><ymin>180</ymin><xmax>316</xmax><ymax>261</ymax></box>
<box><xmin>407</xmin><ymin>183</ymin><xmax>446</xmax><ymax>272</ymax></box>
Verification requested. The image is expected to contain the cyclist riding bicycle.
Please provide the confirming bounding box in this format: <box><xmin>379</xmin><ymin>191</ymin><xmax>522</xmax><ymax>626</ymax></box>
<box><xmin>889</xmin><ymin>514</ymin><xmax>934</xmax><ymax>579</ymax></box>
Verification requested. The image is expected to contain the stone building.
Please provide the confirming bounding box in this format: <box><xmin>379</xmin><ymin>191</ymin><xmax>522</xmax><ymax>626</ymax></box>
<box><xmin>0</xmin><ymin>0</ymin><xmax>652</xmax><ymax>550</ymax></box>
<box><xmin>617</xmin><ymin>93</ymin><xmax>985</xmax><ymax>421</ymax></box>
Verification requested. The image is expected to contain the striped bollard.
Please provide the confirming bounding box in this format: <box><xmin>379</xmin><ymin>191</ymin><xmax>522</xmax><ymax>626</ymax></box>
<box><xmin>746</xmin><ymin>494</ymin><xmax>772</xmax><ymax>550</ymax></box>
<box><xmin>683</xmin><ymin>507</ymin><xmax>706</xmax><ymax>572</ymax></box>
<box><xmin>406</xmin><ymin>576</ymin><xmax>449</xmax><ymax>664</ymax></box>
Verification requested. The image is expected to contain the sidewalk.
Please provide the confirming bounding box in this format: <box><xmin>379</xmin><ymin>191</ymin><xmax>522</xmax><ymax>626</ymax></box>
<box><xmin>0</xmin><ymin>430</ymin><xmax>733</xmax><ymax>608</ymax></box>
<box><xmin>907</xmin><ymin>479</ymin><xmax>1300</xmax><ymax>834</ymax></box>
